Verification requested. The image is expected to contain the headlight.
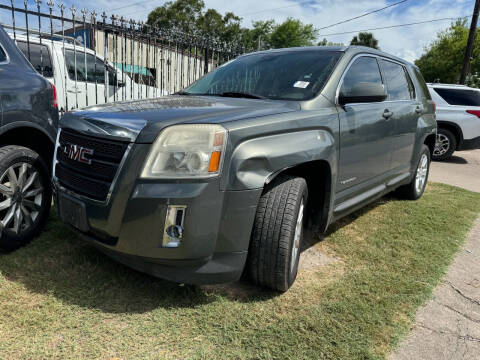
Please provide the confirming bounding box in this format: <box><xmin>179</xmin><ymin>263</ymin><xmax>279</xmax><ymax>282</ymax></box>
<box><xmin>140</xmin><ymin>124</ymin><xmax>227</xmax><ymax>178</ymax></box>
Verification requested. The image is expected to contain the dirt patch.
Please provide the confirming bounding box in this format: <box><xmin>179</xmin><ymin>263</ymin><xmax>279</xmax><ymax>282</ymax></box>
<box><xmin>299</xmin><ymin>245</ymin><xmax>338</xmax><ymax>271</ymax></box>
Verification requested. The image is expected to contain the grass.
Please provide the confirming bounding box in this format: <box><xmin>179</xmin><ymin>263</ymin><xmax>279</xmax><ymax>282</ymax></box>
<box><xmin>0</xmin><ymin>183</ymin><xmax>479</xmax><ymax>359</ymax></box>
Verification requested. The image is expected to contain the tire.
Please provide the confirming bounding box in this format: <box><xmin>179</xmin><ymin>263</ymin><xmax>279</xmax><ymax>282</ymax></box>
<box><xmin>433</xmin><ymin>128</ymin><xmax>456</xmax><ymax>161</ymax></box>
<box><xmin>0</xmin><ymin>146</ymin><xmax>51</xmax><ymax>251</ymax></box>
<box><xmin>396</xmin><ymin>145</ymin><xmax>431</xmax><ymax>200</ymax></box>
<box><xmin>247</xmin><ymin>175</ymin><xmax>308</xmax><ymax>292</ymax></box>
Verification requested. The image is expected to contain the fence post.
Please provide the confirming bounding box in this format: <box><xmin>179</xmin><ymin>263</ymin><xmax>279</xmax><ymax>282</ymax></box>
<box><xmin>204</xmin><ymin>45</ymin><xmax>209</xmax><ymax>75</ymax></box>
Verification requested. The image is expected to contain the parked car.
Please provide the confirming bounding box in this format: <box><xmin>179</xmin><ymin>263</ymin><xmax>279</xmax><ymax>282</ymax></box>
<box><xmin>53</xmin><ymin>46</ymin><xmax>436</xmax><ymax>291</ymax></box>
<box><xmin>10</xmin><ymin>33</ymin><xmax>163</xmax><ymax>112</ymax></box>
<box><xmin>428</xmin><ymin>83</ymin><xmax>480</xmax><ymax>160</ymax></box>
<box><xmin>0</xmin><ymin>25</ymin><xmax>58</xmax><ymax>250</ymax></box>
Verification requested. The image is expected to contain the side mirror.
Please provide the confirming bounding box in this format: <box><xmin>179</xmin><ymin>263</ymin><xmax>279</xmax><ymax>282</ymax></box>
<box><xmin>339</xmin><ymin>82</ymin><xmax>387</xmax><ymax>105</ymax></box>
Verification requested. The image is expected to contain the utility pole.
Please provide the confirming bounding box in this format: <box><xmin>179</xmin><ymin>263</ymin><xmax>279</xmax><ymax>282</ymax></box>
<box><xmin>460</xmin><ymin>0</ymin><xmax>480</xmax><ymax>84</ymax></box>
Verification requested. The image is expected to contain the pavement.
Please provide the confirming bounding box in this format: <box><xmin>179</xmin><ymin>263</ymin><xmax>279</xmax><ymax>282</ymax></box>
<box><xmin>390</xmin><ymin>149</ymin><xmax>480</xmax><ymax>360</ymax></box>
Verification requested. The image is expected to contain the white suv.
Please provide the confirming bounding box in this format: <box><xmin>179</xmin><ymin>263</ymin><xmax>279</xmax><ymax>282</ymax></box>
<box><xmin>10</xmin><ymin>34</ymin><xmax>163</xmax><ymax>112</ymax></box>
<box><xmin>428</xmin><ymin>83</ymin><xmax>480</xmax><ymax>160</ymax></box>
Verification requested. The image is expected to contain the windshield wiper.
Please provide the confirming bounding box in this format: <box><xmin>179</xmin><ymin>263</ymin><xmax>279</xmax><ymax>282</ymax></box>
<box><xmin>217</xmin><ymin>91</ymin><xmax>266</xmax><ymax>100</ymax></box>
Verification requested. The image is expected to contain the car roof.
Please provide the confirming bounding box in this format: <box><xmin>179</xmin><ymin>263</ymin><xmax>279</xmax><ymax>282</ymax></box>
<box><xmin>239</xmin><ymin>45</ymin><xmax>414</xmax><ymax>67</ymax></box>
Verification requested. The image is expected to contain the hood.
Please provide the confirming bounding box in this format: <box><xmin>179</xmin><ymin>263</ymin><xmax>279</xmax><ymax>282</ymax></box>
<box><xmin>60</xmin><ymin>95</ymin><xmax>300</xmax><ymax>143</ymax></box>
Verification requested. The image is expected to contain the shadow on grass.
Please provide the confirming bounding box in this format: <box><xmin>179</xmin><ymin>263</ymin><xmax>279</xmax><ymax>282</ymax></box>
<box><xmin>0</xmin><ymin>195</ymin><xmax>391</xmax><ymax>313</ymax></box>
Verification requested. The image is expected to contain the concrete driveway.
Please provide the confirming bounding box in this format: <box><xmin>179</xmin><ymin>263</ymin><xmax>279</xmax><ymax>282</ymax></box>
<box><xmin>391</xmin><ymin>149</ymin><xmax>480</xmax><ymax>360</ymax></box>
<box><xmin>429</xmin><ymin>150</ymin><xmax>480</xmax><ymax>193</ymax></box>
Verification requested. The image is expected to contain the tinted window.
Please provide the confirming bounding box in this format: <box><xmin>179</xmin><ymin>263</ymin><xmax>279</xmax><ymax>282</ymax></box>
<box><xmin>380</xmin><ymin>60</ymin><xmax>412</xmax><ymax>100</ymax></box>
<box><xmin>413</xmin><ymin>68</ymin><xmax>431</xmax><ymax>100</ymax></box>
<box><xmin>433</xmin><ymin>88</ymin><xmax>480</xmax><ymax>106</ymax></box>
<box><xmin>185</xmin><ymin>50</ymin><xmax>342</xmax><ymax>101</ymax></box>
<box><xmin>0</xmin><ymin>46</ymin><xmax>6</xmax><ymax>62</ymax></box>
<box><xmin>340</xmin><ymin>56</ymin><xmax>383</xmax><ymax>95</ymax></box>
<box><xmin>16</xmin><ymin>41</ymin><xmax>53</xmax><ymax>77</ymax></box>
<box><xmin>65</xmin><ymin>50</ymin><xmax>117</xmax><ymax>86</ymax></box>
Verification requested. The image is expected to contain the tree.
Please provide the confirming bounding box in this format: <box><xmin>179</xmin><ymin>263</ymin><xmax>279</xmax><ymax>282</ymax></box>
<box><xmin>269</xmin><ymin>18</ymin><xmax>318</xmax><ymax>48</ymax></box>
<box><xmin>350</xmin><ymin>32</ymin><xmax>379</xmax><ymax>49</ymax></box>
<box><xmin>318</xmin><ymin>38</ymin><xmax>344</xmax><ymax>46</ymax></box>
<box><xmin>147</xmin><ymin>0</ymin><xmax>205</xmax><ymax>34</ymax></box>
<box><xmin>415</xmin><ymin>19</ymin><xmax>479</xmax><ymax>84</ymax></box>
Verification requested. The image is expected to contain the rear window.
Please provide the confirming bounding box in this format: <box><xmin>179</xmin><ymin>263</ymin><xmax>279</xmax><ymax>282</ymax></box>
<box><xmin>433</xmin><ymin>88</ymin><xmax>480</xmax><ymax>106</ymax></box>
<box><xmin>16</xmin><ymin>41</ymin><xmax>53</xmax><ymax>77</ymax></box>
<box><xmin>380</xmin><ymin>59</ymin><xmax>413</xmax><ymax>101</ymax></box>
<box><xmin>0</xmin><ymin>45</ymin><xmax>6</xmax><ymax>62</ymax></box>
<box><xmin>413</xmin><ymin>68</ymin><xmax>431</xmax><ymax>100</ymax></box>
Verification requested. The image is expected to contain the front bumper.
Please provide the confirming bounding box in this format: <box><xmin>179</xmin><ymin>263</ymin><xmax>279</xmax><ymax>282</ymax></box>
<box><xmin>53</xmin><ymin>142</ymin><xmax>262</xmax><ymax>284</ymax></box>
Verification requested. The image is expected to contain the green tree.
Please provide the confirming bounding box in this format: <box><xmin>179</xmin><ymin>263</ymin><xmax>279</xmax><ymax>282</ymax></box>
<box><xmin>318</xmin><ymin>38</ymin><xmax>344</xmax><ymax>46</ymax></box>
<box><xmin>415</xmin><ymin>19</ymin><xmax>479</xmax><ymax>83</ymax></box>
<box><xmin>350</xmin><ymin>32</ymin><xmax>379</xmax><ymax>49</ymax></box>
<box><xmin>147</xmin><ymin>0</ymin><xmax>204</xmax><ymax>34</ymax></box>
<box><xmin>269</xmin><ymin>18</ymin><xmax>318</xmax><ymax>48</ymax></box>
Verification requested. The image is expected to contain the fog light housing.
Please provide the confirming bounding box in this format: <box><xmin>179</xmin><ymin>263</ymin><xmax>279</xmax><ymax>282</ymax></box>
<box><xmin>162</xmin><ymin>205</ymin><xmax>186</xmax><ymax>248</ymax></box>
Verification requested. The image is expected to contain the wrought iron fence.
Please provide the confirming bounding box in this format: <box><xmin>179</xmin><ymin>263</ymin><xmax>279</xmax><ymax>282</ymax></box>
<box><xmin>0</xmin><ymin>0</ymin><xmax>245</xmax><ymax>112</ymax></box>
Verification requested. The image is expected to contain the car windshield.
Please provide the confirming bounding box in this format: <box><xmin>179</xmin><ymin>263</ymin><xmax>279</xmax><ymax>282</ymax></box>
<box><xmin>183</xmin><ymin>50</ymin><xmax>342</xmax><ymax>101</ymax></box>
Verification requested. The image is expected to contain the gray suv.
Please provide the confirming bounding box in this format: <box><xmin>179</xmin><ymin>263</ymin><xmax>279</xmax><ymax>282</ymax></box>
<box><xmin>0</xmin><ymin>25</ymin><xmax>58</xmax><ymax>251</ymax></box>
<box><xmin>53</xmin><ymin>46</ymin><xmax>436</xmax><ymax>291</ymax></box>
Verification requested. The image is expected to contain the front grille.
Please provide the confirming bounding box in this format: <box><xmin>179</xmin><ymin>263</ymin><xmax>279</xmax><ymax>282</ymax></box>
<box><xmin>55</xmin><ymin>129</ymin><xmax>129</xmax><ymax>201</ymax></box>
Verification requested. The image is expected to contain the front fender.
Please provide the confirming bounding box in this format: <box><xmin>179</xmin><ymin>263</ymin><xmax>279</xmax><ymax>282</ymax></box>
<box><xmin>223</xmin><ymin>129</ymin><xmax>336</xmax><ymax>191</ymax></box>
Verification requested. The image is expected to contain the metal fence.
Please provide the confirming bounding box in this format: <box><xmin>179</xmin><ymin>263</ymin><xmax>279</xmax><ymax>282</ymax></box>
<box><xmin>0</xmin><ymin>0</ymin><xmax>245</xmax><ymax>112</ymax></box>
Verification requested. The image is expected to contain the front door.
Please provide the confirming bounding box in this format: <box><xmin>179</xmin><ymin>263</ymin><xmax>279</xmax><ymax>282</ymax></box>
<box><xmin>337</xmin><ymin>56</ymin><xmax>395</xmax><ymax>193</ymax></box>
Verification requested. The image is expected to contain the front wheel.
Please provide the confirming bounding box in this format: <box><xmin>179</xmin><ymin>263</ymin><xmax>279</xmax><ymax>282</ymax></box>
<box><xmin>0</xmin><ymin>146</ymin><xmax>51</xmax><ymax>251</ymax></box>
<box><xmin>246</xmin><ymin>175</ymin><xmax>308</xmax><ymax>292</ymax></box>
<box><xmin>396</xmin><ymin>145</ymin><xmax>431</xmax><ymax>200</ymax></box>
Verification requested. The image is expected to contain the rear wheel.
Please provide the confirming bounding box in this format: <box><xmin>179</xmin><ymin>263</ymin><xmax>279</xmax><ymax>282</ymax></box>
<box><xmin>396</xmin><ymin>145</ymin><xmax>430</xmax><ymax>200</ymax></box>
<box><xmin>0</xmin><ymin>146</ymin><xmax>51</xmax><ymax>251</ymax></box>
<box><xmin>433</xmin><ymin>128</ymin><xmax>456</xmax><ymax>161</ymax></box>
<box><xmin>247</xmin><ymin>175</ymin><xmax>308</xmax><ymax>292</ymax></box>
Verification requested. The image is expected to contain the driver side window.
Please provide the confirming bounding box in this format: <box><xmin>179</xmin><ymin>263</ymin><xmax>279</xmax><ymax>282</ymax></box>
<box><xmin>340</xmin><ymin>57</ymin><xmax>383</xmax><ymax>95</ymax></box>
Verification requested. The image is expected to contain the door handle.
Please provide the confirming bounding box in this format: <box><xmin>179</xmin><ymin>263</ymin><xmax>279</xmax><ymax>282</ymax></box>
<box><xmin>383</xmin><ymin>109</ymin><xmax>393</xmax><ymax>119</ymax></box>
<box><xmin>415</xmin><ymin>106</ymin><xmax>423</xmax><ymax>114</ymax></box>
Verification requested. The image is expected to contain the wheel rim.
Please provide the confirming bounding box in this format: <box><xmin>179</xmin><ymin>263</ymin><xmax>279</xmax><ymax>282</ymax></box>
<box><xmin>415</xmin><ymin>154</ymin><xmax>428</xmax><ymax>194</ymax></box>
<box><xmin>434</xmin><ymin>134</ymin><xmax>450</xmax><ymax>156</ymax></box>
<box><xmin>0</xmin><ymin>163</ymin><xmax>43</xmax><ymax>235</ymax></box>
<box><xmin>290</xmin><ymin>199</ymin><xmax>304</xmax><ymax>275</ymax></box>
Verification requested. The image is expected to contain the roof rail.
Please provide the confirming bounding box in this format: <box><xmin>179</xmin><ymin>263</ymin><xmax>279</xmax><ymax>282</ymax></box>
<box><xmin>1</xmin><ymin>23</ymin><xmax>82</xmax><ymax>46</ymax></box>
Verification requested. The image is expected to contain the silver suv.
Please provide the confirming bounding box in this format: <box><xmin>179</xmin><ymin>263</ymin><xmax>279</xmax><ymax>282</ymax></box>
<box><xmin>428</xmin><ymin>83</ymin><xmax>480</xmax><ymax>160</ymax></box>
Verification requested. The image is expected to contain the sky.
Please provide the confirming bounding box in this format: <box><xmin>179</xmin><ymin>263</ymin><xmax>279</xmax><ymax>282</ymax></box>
<box><xmin>1</xmin><ymin>0</ymin><xmax>476</xmax><ymax>62</ymax></box>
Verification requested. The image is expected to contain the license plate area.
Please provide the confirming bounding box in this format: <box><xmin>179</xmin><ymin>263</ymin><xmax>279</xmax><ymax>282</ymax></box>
<box><xmin>58</xmin><ymin>193</ymin><xmax>89</xmax><ymax>232</ymax></box>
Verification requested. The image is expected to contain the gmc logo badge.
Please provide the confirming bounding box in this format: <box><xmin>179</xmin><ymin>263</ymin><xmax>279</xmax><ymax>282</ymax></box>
<box><xmin>63</xmin><ymin>144</ymin><xmax>94</xmax><ymax>165</ymax></box>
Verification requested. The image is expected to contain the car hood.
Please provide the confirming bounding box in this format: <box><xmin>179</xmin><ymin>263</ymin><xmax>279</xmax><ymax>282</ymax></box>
<box><xmin>60</xmin><ymin>95</ymin><xmax>300</xmax><ymax>143</ymax></box>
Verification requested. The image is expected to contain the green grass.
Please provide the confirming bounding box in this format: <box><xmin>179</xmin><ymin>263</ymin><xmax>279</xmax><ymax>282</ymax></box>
<box><xmin>0</xmin><ymin>183</ymin><xmax>479</xmax><ymax>359</ymax></box>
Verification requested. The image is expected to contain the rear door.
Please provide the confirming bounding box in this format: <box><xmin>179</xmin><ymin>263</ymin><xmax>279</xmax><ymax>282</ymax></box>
<box><xmin>378</xmin><ymin>59</ymin><xmax>418</xmax><ymax>174</ymax></box>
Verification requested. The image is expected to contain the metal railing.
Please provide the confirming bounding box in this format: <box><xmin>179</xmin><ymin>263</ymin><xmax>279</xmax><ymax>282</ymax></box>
<box><xmin>0</xmin><ymin>0</ymin><xmax>245</xmax><ymax>112</ymax></box>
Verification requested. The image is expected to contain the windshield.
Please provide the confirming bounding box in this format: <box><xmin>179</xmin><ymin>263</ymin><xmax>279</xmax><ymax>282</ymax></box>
<box><xmin>184</xmin><ymin>50</ymin><xmax>342</xmax><ymax>101</ymax></box>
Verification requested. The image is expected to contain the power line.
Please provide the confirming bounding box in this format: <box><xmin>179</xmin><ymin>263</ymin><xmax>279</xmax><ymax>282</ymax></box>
<box><xmin>318</xmin><ymin>0</ymin><xmax>408</xmax><ymax>30</ymax></box>
<box><xmin>108</xmin><ymin>0</ymin><xmax>157</xmax><ymax>13</ymax></box>
<box><xmin>319</xmin><ymin>15</ymin><xmax>471</xmax><ymax>37</ymax></box>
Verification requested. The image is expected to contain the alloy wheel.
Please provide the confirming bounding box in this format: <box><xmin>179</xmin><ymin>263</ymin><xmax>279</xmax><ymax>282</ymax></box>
<box><xmin>434</xmin><ymin>134</ymin><xmax>450</xmax><ymax>156</ymax></box>
<box><xmin>290</xmin><ymin>200</ymin><xmax>304</xmax><ymax>275</ymax></box>
<box><xmin>0</xmin><ymin>163</ymin><xmax>43</xmax><ymax>234</ymax></box>
<box><xmin>415</xmin><ymin>154</ymin><xmax>428</xmax><ymax>194</ymax></box>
